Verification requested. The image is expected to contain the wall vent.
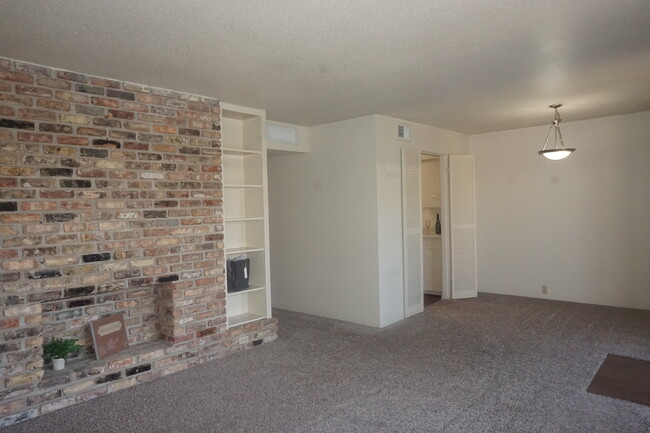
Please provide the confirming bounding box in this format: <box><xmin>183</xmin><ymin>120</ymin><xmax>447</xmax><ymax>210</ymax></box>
<box><xmin>266</xmin><ymin>123</ymin><xmax>297</xmax><ymax>145</ymax></box>
<box><xmin>397</xmin><ymin>124</ymin><xmax>411</xmax><ymax>141</ymax></box>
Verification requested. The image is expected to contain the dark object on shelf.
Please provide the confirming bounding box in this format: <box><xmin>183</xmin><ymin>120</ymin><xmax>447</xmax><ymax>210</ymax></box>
<box><xmin>227</xmin><ymin>258</ymin><xmax>250</xmax><ymax>292</ymax></box>
<box><xmin>435</xmin><ymin>213</ymin><xmax>441</xmax><ymax>235</ymax></box>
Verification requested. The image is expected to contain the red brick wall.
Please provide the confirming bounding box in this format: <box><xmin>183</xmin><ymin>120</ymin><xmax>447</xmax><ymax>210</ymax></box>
<box><xmin>0</xmin><ymin>57</ymin><xmax>276</xmax><ymax>426</ymax></box>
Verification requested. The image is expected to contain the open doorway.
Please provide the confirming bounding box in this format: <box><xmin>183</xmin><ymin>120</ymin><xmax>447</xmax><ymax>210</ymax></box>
<box><xmin>421</xmin><ymin>154</ymin><xmax>443</xmax><ymax>306</ymax></box>
<box><xmin>402</xmin><ymin>150</ymin><xmax>476</xmax><ymax>319</ymax></box>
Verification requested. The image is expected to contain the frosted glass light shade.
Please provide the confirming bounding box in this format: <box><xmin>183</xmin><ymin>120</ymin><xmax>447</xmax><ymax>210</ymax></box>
<box><xmin>538</xmin><ymin>148</ymin><xmax>575</xmax><ymax>160</ymax></box>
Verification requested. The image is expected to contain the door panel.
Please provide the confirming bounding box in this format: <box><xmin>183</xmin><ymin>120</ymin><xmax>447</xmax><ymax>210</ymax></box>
<box><xmin>402</xmin><ymin>149</ymin><xmax>424</xmax><ymax>317</ymax></box>
<box><xmin>449</xmin><ymin>155</ymin><xmax>477</xmax><ymax>299</ymax></box>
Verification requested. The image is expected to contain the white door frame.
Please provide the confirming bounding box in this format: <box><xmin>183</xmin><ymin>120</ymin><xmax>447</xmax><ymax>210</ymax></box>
<box><xmin>403</xmin><ymin>152</ymin><xmax>477</xmax><ymax>308</ymax></box>
<box><xmin>421</xmin><ymin>152</ymin><xmax>451</xmax><ymax>300</ymax></box>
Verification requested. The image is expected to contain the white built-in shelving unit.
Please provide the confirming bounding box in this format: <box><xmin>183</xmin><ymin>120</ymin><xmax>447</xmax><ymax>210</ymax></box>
<box><xmin>221</xmin><ymin>103</ymin><xmax>271</xmax><ymax>328</ymax></box>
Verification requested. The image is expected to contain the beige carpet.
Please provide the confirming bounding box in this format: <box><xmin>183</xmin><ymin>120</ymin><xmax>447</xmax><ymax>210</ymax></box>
<box><xmin>3</xmin><ymin>293</ymin><xmax>649</xmax><ymax>433</ymax></box>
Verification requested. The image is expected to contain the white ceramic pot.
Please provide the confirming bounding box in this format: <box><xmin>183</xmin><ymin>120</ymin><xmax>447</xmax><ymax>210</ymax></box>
<box><xmin>52</xmin><ymin>358</ymin><xmax>65</xmax><ymax>371</ymax></box>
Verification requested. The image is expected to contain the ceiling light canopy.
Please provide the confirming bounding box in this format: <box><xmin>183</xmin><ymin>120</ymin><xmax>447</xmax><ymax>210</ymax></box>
<box><xmin>539</xmin><ymin>104</ymin><xmax>575</xmax><ymax>160</ymax></box>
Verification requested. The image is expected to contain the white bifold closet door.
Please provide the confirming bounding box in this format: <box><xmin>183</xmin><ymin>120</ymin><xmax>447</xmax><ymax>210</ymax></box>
<box><xmin>401</xmin><ymin>148</ymin><xmax>424</xmax><ymax>317</ymax></box>
<box><xmin>449</xmin><ymin>155</ymin><xmax>477</xmax><ymax>299</ymax></box>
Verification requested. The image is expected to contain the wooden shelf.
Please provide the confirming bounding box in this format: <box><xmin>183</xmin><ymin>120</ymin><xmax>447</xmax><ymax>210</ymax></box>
<box><xmin>223</xmin><ymin>184</ymin><xmax>263</xmax><ymax>189</ymax></box>
<box><xmin>225</xmin><ymin>246</ymin><xmax>264</xmax><ymax>255</ymax></box>
<box><xmin>222</xmin><ymin>147</ymin><xmax>262</xmax><ymax>156</ymax></box>
<box><xmin>221</xmin><ymin>102</ymin><xmax>270</xmax><ymax>329</ymax></box>
<box><xmin>227</xmin><ymin>285</ymin><xmax>266</xmax><ymax>297</ymax></box>
<box><xmin>225</xmin><ymin>217</ymin><xmax>264</xmax><ymax>222</ymax></box>
<box><xmin>228</xmin><ymin>312</ymin><xmax>265</xmax><ymax>327</ymax></box>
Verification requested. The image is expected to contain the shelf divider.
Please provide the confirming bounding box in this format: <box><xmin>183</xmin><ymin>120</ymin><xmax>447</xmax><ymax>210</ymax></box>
<box><xmin>228</xmin><ymin>312</ymin><xmax>265</xmax><ymax>327</ymax></box>
<box><xmin>223</xmin><ymin>184</ymin><xmax>263</xmax><ymax>189</ymax></box>
<box><xmin>225</xmin><ymin>246</ymin><xmax>265</xmax><ymax>255</ymax></box>
<box><xmin>225</xmin><ymin>217</ymin><xmax>264</xmax><ymax>222</ymax></box>
<box><xmin>227</xmin><ymin>285</ymin><xmax>266</xmax><ymax>297</ymax></box>
<box><xmin>222</xmin><ymin>147</ymin><xmax>262</xmax><ymax>156</ymax></box>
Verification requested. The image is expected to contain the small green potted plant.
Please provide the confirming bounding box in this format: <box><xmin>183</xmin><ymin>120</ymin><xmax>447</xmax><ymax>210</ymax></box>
<box><xmin>43</xmin><ymin>337</ymin><xmax>83</xmax><ymax>370</ymax></box>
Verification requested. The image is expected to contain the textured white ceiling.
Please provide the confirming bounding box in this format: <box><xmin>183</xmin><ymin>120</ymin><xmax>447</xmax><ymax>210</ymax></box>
<box><xmin>1</xmin><ymin>0</ymin><xmax>649</xmax><ymax>133</ymax></box>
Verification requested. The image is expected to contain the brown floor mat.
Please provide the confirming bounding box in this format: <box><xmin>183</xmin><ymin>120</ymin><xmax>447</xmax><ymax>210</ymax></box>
<box><xmin>587</xmin><ymin>354</ymin><xmax>650</xmax><ymax>407</ymax></box>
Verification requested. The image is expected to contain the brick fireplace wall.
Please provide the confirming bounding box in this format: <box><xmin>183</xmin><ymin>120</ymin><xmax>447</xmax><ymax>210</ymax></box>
<box><xmin>0</xmin><ymin>57</ymin><xmax>277</xmax><ymax>426</ymax></box>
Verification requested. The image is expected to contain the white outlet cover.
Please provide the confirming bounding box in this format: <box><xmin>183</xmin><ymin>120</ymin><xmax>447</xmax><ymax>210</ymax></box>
<box><xmin>238</xmin><ymin>336</ymin><xmax>249</xmax><ymax>345</ymax></box>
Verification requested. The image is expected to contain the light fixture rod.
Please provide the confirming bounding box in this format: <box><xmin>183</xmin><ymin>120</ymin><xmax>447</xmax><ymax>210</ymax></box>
<box><xmin>555</xmin><ymin>121</ymin><xmax>566</xmax><ymax>149</ymax></box>
<box><xmin>541</xmin><ymin>123</ymin><xmax>554</xmax><ymax>151</ymax></box>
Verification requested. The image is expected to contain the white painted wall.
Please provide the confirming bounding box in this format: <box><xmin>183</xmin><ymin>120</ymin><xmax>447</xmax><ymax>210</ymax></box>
<box><xmin>374</xmin><ymin>115</ymin><xmax>469</xmax><ymax>326</ymax></box>
<box><xmin>421</xmin><ymin>158</ymin><xmax>442</xmax><ymax>231</ymax></box>
<box><xmin>470</xmin><ymin>111</ymin><xmax>650</xmax><ymax>310</ymax></box>
<box><xmin>267</xmin><ymin>116</ymin><xmax>381</xmax><ymax>326</ymax></box>
<box><xmin>421</xmin><ymin>157</ymin><xmax>441</xmax><ymax>209</ymax></box>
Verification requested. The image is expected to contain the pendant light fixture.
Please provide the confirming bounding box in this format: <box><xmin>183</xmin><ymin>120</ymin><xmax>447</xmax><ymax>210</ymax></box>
<box><xmin>539</xmin><ymin>104</ymin><xmax>575</xmax><ymax>160</ymax></box>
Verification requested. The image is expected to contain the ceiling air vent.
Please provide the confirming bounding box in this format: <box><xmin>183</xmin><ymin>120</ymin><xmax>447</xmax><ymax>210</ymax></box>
<box><xmin>397</xmin><ymin>124</ymin><xmax>411</xmax><ymax>141</ymax></box>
